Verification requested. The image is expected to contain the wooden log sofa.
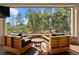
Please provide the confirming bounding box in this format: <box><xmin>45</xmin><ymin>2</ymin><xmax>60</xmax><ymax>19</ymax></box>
<box><xmin>3</xmin><ymin>35</ymin><xmax>32</xmax><ymax>54</ymax></box>
<box><xmin>41</xmin><ymin>34</ymin><xmax>70</xmax><ymax>54</ymax></box>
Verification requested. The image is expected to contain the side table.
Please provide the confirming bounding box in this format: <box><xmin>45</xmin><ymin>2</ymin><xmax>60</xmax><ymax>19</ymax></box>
<box><xmin>31</xmin><ymin>38</ymin><xmax>43</xmax><ymax>54</ymax></box>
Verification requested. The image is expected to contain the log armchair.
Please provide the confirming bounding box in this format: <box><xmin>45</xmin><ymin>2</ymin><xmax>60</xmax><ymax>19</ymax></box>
<box><xmin>41</xmin><ymin>35</ymin><xmax>70</xmax><ymax>54</ymax></box>
<box><xmin>3</xmin><ymin>35</ymin><xmax>32</xmax><ymax>54</ymax></box>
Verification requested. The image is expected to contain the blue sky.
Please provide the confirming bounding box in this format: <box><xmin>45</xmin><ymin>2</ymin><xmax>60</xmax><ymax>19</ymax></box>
<box><xmin>5</xmin><ymin>8</ymin><xmax>55</xmax><ymax>25</ymax></box>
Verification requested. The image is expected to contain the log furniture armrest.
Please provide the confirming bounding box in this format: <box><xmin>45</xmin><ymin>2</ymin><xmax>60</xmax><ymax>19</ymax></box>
<box><xmin>22</xmin><ymin>37</ymin><xmax>31</xmax><ymax>47</ymax></box>
<box><xmin>42</xmin><ymin>35</ymin><xmax>49</xmax><ymax>41</ymax></box>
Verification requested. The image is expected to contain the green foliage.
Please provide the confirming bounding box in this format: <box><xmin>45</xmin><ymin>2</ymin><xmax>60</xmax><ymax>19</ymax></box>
<box><xmin>51</xmin><ymin>8</ymin><xmax>71</xmax><ymax>33</ymax></box>
<box><xmin>6</xmin><ymin>8</ymin><xmax>71</xmax><ymax>34</ymax></box>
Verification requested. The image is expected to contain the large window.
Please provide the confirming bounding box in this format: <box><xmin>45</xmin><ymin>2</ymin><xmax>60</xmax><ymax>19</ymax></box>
<box><xmin>5</xmin><ymin>8</ymin><xmax>71</xmax><ymax>34</ymax></box>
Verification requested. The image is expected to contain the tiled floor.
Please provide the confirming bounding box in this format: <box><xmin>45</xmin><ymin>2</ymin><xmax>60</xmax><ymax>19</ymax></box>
<box><xmin>0</xmin><ymin>45</ymin><xmax>79</xmax><ymax>55</ymax></box>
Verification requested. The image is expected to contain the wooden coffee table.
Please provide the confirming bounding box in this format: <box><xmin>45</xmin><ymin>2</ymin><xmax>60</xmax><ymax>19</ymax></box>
<box><xmin>31</xmin><ymin>38</ymin><xmax>43</xmax><ymax>52</ymax></box>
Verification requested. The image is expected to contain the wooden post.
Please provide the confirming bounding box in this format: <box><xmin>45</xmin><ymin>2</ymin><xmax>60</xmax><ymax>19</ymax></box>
<box><xmin>71</xmin><ymin>8</ymin><xmax>75</xmax><ymax>36</ymax></box>
<box><xmin>0</xmin><ymin>16</ymin><xmax>5</xmax><ymax>45</ymax></box>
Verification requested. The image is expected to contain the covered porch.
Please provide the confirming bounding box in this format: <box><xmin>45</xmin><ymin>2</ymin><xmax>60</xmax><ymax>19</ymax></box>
<box><xmin>0</xmin><ymin>3</ymin><xmax>79</xmax><ymax>55</ymax></box>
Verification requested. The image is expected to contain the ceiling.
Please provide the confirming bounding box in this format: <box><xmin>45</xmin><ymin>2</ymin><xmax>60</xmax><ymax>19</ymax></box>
<box><xmin>0</xmin><ymin>3</ymin><xmax>78</xmax><ymax>8</ymax></box>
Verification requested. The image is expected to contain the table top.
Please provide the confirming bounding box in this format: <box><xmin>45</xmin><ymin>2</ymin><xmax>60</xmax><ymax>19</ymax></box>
<box><xmin>31</xmin><ymin>38</ymin><xmax>43</xmax><ymax>42</ymax></box>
